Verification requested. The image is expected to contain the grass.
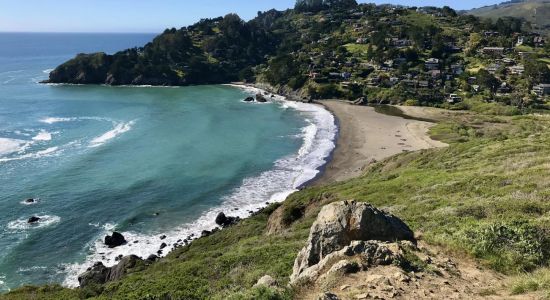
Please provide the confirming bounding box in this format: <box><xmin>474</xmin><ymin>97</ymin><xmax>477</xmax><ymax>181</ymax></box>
<box><xmin>3</xmin><ymin>109</ymin><xmax>550</xmax><ymax>299</ymax></box>
<box><xmin>343</xmin><ymin>43</ymin><xmax>369</xmax><ymax>56</ymax></box>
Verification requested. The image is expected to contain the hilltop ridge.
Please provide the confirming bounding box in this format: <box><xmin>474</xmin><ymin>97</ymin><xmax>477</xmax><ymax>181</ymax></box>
<box><xmin>44</xmin><ymin>2</ymin><xmax>550</xmax><ymax>111</ymax></box>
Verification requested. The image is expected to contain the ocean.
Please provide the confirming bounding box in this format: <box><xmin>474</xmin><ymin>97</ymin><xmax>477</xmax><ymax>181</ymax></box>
<box><xmin>0</xmin><ymin>33</ymin><xmax>336</xmax><ymax>291</ymax></box>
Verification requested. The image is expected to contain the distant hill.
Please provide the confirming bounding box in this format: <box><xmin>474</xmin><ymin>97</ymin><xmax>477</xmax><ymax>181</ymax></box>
<box><xmin>467</xmin><ymin>0</ymin><xmax>550</xmax><ymax>35</ymax></box>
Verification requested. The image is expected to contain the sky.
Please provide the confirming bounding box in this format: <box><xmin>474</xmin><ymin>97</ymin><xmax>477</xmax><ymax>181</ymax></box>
<box><xmin>0</xmin><ymin>0</ymin><xmax>504</xmax><ymax>33</ymax></box>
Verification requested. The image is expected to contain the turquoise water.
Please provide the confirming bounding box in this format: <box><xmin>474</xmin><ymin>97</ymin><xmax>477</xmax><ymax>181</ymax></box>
<box><xmin>0</xmin><ymin>33</ymin><xmax>336</xmax><ymax>291</ymax></box>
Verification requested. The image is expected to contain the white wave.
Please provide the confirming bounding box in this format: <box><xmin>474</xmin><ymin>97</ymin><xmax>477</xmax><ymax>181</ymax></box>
<box><xmin>17</xmin><ymin>266</ymin><xmax>48</xmax><ymax>273</ymax></box>
<box><xmin>0</xmin><ymin>147</ymin><xmax>60</xmax><ymax>163</ymax></box>
<box><xmin>40</xmin><ymin>116</ymin><xmax>113</xmax><ymax>124</ymax></box>
<box><xmin>40</xmin><ymin>117</ymin><xmax>75</xmax><ymax>124</ymax></box>
<box><xmin>43</xmin><ymin>69</ymin><xmax>54</xmax><ymax>74</ymax></box>
<box><xmin>7</xmin><ymin>215</ymin><xmax>61</xmax><ymax>231</ymax></box>
<box><xmin>0</xmin><ymin>275</ymin><xmax>7</xmax><ymax>293</ymax></box>
<box><xmin>0</xmin><ymin>138</ymin><xmax>28</xmax><ymax>156</ymax></box>
<box><xmin>61</xmin><ymin>86</ymin><xmax>337</xmax><ymax>288</ymax></box>
<box><xmin>89</xmin><ymin>121</ymin><xmax>135</xmax><ymax>148</ymax></box>
<box><xmin>3</xmin><ymin>77</ymin><xmax>17</xmax><ymax>84</ymax></box>
<box><xmin>32</xmin><ymin>130</ymin><xmax>52</xmax><ymax>141</ymax></box>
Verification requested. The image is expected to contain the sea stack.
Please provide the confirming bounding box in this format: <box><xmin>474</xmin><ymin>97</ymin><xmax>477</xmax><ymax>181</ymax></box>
<box><xmin>27</xmin><ymin>216</ymin><xmax>41</xmax><ymax>224</ymax></box>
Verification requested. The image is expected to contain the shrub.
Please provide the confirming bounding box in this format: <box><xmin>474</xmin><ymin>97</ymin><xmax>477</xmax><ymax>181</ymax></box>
<box><xmin>459</xmin><ymin>221</ymin><xmax>550</xmax><ymax>273</ymax></box>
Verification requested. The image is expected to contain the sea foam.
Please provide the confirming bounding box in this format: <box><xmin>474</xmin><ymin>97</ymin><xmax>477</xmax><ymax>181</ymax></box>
<box><xmin>89</xmin><ymin>120</ymin><xmax>136</xmax><ymax>148</ymax></box>
<box><xmin>0</xmin><ymin>138</ymin><xmax>28</xmax><ymax>156</ymax></box>
<box><xmin>61</xmin><ymin>85</ymin><xmax>337</xmax><ymax>288</ymax></box>
<box><xmin>7</xmin><ymin>215</ymin><xmax>61</xmax><ymax>231</ymax></box>
<box><xmin>32</xmin><ymin>130</ymin><xmax>52</xmax><ymax>141</ymax></box>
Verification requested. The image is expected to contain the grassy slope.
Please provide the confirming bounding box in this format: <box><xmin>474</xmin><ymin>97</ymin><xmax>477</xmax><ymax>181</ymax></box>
<box><xmin>468</xmin><ymin>0</ymin><xmax>550</xmax><ymax>34</ymax></box>
<box><xmin>3</xmin><ymin>109</ymin><xmax>550</xmax><ymax>299</ymax></box>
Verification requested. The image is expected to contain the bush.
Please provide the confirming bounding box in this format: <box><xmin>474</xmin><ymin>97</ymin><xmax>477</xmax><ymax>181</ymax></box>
<box><xmin>459</xmin><ymin>221</ymin><xmax>550</xmax><ymax>273</ymax></box>
<box><xmin>404</xmin><ymin>99</ymin><xmax>420</xmax><ymax>106</ymax></box>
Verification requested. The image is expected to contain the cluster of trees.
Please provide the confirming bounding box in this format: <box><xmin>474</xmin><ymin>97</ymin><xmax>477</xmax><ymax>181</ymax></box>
<box><xmin>294</xmin><ymin>0</ymin><xmax>357</xmax><ymax>12</ymax></box>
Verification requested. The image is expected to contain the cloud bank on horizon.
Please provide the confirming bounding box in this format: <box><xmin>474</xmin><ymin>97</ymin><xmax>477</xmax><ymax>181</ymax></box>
<box><xmin>0</xmin><ymin>0</ymin><xmax>504</xmax><ymax>33</ymax></box>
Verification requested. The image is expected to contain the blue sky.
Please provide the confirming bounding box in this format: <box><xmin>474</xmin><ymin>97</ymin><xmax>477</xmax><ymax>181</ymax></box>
<box><xmin>0</xmin><ymin>0</ymin><xmax>503</xmax><ymax>33</ymax></box>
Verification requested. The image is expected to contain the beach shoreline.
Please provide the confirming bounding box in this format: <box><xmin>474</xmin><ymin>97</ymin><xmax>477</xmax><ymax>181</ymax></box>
<box><xmin>311</xmin><ymin>100</ymin><xmax>448</xmax><ymax>185</ymax></box>
<box><xmin>231</xmin><ymin>83</ymin><xmax>448</xmax><ymax>186</ymax></box>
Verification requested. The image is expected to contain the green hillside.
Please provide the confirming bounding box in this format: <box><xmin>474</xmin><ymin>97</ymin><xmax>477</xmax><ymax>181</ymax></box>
<box><xmin>468</xmin><ymin>0</ymin><xmax>550</xmax><ymax>35</ymax></box>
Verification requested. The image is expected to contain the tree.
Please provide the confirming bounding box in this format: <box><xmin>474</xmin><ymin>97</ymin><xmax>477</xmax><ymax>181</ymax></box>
<box><xmin>295</xmin><ymin>0</ymin><xmax>357</xmax><ymax>12</ymax></box>
<box><xmin>524</xmin><ymin>59</ymin><xmax>550</xmax><ymax>85</ymax></box>
<box><xmin>477</xmin><ymin>69</ymin><xmax>500</xmax><ymax>93</ymax></box>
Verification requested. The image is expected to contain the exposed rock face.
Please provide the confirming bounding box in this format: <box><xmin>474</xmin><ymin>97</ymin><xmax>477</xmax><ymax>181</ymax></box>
<box><xmin>78</xmin><ymin>255</ymin><xmax>145</xmax><ymax>288</ymax></box>
<box><xmin>244</xmin><ymin>96</ymin><xmax>254</xmax><ymax>102</ymax></box>
<box><xmin>290</xmin><ymin>200</ymin><xmax>415</xmax><ymax>283</ymax></box>
<box><xmin>104</xmin><ymin>232</ymin><xmax>127</xmax><ymax>248</ymax></box>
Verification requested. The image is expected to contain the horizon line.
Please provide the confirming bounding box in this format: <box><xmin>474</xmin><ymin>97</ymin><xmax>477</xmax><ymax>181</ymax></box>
<box><xmin>0</xmin><ymin>31</ymin><xmax>161</xmax><ymax>34</ymax></box>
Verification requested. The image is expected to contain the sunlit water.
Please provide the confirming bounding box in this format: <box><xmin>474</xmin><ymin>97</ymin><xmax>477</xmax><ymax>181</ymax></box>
<box><xmin>0</xmin><ymin>33</ymin><xmax>336</xmax><ymax>291</ymax></box>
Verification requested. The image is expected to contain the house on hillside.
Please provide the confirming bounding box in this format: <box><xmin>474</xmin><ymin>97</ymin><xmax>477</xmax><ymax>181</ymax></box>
<box><xmin>450</xmin><ymin>64</ymin><xmax>464</xmax><ymax>75</ymax></box>
<box><xmin>497</xmin><ymin>82</ymin><xmax>512</xmax><ymax>94</ymax></box>
<box><xmin>534</xmin><ymin>36</ymin><xmax>545</xmax><ymax>47</ymax></box>
<box><xmin>482</xmin><ymin>47</ymin><xmax>505</xmax><ymax>57</ymax></box>
<box><xmin>447</xmin><ymin>94</ymin><xmax>462</xmax><ymax>104</ymax></box>
<box><xmin>533</xmin><ymin>84</ymin><xmax>550</xmax><ymax>97</ymax></box>
<box><xmin>508</xmin><ymin>65</ymin><xmax>525</xmax><ymax>75</ymax></box>
<box><xmin>425</xmin><ymin>58</ymin><xmax>440</xmax><ymax>70</ymax></box>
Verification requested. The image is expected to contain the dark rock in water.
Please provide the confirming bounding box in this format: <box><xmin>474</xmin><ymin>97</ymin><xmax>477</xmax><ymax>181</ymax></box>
<box><xmin>215</xmin><ymin>212</ymin><xmax>240</xmax><ymax>228</ymax></box>
<box><xmin>24</xmin><ymin>198</ymin><xmax>37</xmax><ymax>204</ymax></box>
<box><xmin>244</xmin><ymin>96</ymin><xmax>254</xmax><ymax>102</ymax></box>
<box><xmin>104</xmin><ymin>232</ymin><xmax>127</xmax><ymax>248</ymax></box>
<box><xmin>160</xmin><ymin>235</ymin><xmax>166</xmax><ymax>240</ymax></box>
<box><xmin>201</xmin><ymin>230</ymin><xmax>212</xmax><ymax>237</ymax></box>
<box><xmin>255</xmin><ymin>93</ymin><xmax>267</xmax><ymax>103</ymax></box>
<box><xmin>157</xmin><ymin>250</ymin><xmax>163</xmax><ymax>255</ymax></box>
<box><xmin>270</xmin><ymin>95</ymin><xmax>275</xmax><ymax>98</ymax></box>
<box><xmin>160</xmin><ymin>243</ymin><xmax>167</xmax><ymax>249</ymax></box>
<box><xmin>27</xmin><ymin>216</ymin><xmax>40</xmax><ymax>224</ymax></box>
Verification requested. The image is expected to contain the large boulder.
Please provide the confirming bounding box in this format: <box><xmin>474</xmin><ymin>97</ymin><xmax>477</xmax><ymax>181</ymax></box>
<box><xmin>27</xmin><ymin>216</ymin><xmax>41</xmax><ymax>224</ymax></box>
<box><xmin>104</xmin><ymin>232</ymin><xmax>127</xmax><ymax>248</ymax></box>
<box><xmin>215</xmin><ymin>212</ymin><xmax>239</xmax><ymax>228</ymax></box>
<box><xmin>290</xmin><ymin>201</ymin><xmax>414</xmax><ymax>283</ymax></box>
<box><xmin>255</xmin><ymin>93</ymin><xmax>267</xmax><ymax>103</ymax></box>
<box><xmin>78</xmin><ymin>262</ymin><xmax>110</xmax><ymax>287</ymax></box>
<box><xmin>78</xmin><ymin>255</ymin><xmax>145</xmax><ymax>288</ymax></box>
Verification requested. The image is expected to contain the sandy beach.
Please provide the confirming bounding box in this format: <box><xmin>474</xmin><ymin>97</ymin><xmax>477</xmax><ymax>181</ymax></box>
<box><xmin>314</xmin><ymin>100</ymin><xmax>448</xmax><ymax>184</ymax></box>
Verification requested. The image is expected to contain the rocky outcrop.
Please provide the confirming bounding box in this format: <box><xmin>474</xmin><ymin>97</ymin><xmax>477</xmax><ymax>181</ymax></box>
<box><xmin>290</xmin><ymin>200</ymin><xmax>415</xmax><ymax>283</ymax></box>
<box><xmin>253</xmin><ymin>275</ymin><xmax>278</xmax><ymax>288</ymax></box>
<box><xmin>244</xmin><ymin>96</ymin><xmax>254</xmax><ymax>102</ymax></box>
<box><xmin>24</xmin><ymin>198</ymin><xmax>38</xmax><ymax>204</ymax></box>
<box><xmin>104</xmin><ymin>232</ymin><xmax>127</xmax><ymax>248</ymax></box>
<box><xmin>215</xmin><ymin>212</ymin><xmax>239</xmax><ymax>228</ymax></box>
<box><xmin>255</xmin><ymin>93</ymin><xmax>268</xmax><ymax>103</ymax></box>
<box><xmin>78</xmin><ymin>255</ymin><xmax>147</xmax><ymax>288</ymax></box>
<box><xmin>27</xmin><ymin>216</ymin><xmax>40</xmax><ymax>224</ymax></box>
